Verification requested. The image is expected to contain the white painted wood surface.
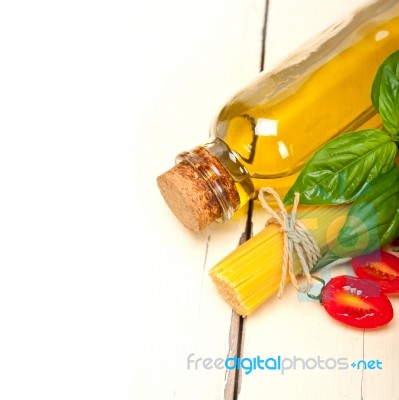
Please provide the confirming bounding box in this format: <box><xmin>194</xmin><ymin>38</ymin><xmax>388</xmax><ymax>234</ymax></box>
<box><xmin>0</xmin><ymin>1</ymin><xmax>398</xmax><ymax>399</ymax></box>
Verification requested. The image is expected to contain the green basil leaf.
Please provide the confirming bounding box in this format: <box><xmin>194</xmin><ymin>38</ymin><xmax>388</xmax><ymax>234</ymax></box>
<box><xmin>371</xmin><ymin>49</ymin><xmax>399</xmax><ymax>111</ymax></box>
<box><xmin>378</xmin><ymin>67</ymin><xmax>399</xmax><ymax>139</ymax></box>
<box><xmin>283</xmin><ymin>129</ymin><xmax>396</xmax><ymax>205</ymax></box>
<box><xmin>313</xmin><ymin>167</ymin><xmax>399</xmax><ymax>271</ymax></box>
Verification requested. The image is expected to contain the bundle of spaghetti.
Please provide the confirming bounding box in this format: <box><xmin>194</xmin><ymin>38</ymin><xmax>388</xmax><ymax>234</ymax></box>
<box><xmin>209</xmin><ymin>204</ymin><xmax>351</xmax><ymax>316</ymax></box>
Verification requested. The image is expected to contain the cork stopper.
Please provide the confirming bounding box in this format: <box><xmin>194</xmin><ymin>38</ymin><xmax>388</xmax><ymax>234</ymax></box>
<box><xmin>157</xmin><ymin>163</ymin><xmax>222</xmax><ymax>233</ymax></box>
<box><xmin>157</xmin><ymin>146</ymin><xmax>240</xmax><ymax>233</ymax></box>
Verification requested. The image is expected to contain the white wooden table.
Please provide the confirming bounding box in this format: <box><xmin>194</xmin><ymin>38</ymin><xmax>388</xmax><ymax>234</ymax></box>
<box><xmin>0</xmin><ymin>0</ymin><xmax>398</xmax><ymax>399</ymax></box>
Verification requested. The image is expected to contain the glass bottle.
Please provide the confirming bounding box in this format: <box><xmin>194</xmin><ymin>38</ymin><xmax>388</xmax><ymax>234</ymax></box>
<box><xmin>157</xmin><ymin>0</ymin><xmax>399</xmax><ymax>233</ymax></box>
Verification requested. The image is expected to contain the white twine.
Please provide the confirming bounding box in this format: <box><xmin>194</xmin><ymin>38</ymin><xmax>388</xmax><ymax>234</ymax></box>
<box><xmin>258</xmin><ymin>187</ymin><xmax>321</xmax><ymax>298</ymax></box>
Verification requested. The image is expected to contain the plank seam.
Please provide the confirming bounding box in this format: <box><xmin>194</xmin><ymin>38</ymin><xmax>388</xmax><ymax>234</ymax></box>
<box><xmin>225</xmin><ymin>1</ymin><xmax>270</xmax><ymax>398</ymax></box>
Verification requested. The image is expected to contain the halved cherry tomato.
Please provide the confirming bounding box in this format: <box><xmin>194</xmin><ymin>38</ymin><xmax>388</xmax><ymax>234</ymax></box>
<box><xmin>352</xmin><ymin>250</ymin><xmax>399</xmax><ymax>293</ymax></box>
<box><xmin>321</xmin><ymin>276</ymin><xmax>393</xmax><ymax>329</ymax></box>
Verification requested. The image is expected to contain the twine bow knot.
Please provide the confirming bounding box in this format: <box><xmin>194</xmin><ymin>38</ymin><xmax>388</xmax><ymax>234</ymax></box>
<box><xmin>258</xmin><ymin>187</ymin><xmax>321</xmax><ymax>298</ymax></box>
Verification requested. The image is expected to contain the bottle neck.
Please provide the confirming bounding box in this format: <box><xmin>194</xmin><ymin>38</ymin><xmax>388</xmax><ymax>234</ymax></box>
<box><xmin>176</xmin><ymin>138</ymin><xmax>254</xmax><ymax>223</ymax></box>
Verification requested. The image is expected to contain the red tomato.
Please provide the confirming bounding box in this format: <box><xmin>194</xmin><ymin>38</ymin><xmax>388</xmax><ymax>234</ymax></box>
<box><xmin>352</xmin><ymin>250</ymin><xmax>399</xmax><ymax>293</ymax></box>
<box><xmin>321</xmin><ymin>276</ymin><xmax>393</xmax><ymax>329</ymax></box>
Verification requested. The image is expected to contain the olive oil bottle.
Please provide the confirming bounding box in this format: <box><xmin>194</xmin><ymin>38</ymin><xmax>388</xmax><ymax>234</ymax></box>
<box><xmin>157</xmin><ymin>0</ymin><xmax>399</xmax><ymax>233</ymax></box>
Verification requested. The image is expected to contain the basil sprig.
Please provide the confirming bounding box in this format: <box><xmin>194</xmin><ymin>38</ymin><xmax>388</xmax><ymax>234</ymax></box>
<box><xmin>283</xmin><ymin>129</ymin><xmax>397</xmax><ymax>205</ymax></box>
<box><xmin>372</xmin><ymin>50</ymin><xmax>399</xmax><ymax>140</ymax></box>
<box><xmin>283</xmin><ymin>49</ymin><xmax>399</xmax><ymax>268</ymax></box>
<box><xmin>313</xmin><ymin>167</ymin><xmax>399</xmax><ymax>270</ymax></box>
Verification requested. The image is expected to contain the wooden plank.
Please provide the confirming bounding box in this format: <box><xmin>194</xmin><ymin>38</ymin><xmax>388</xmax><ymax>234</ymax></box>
<box><xmin>362</xmin><ymin>298</ymin><xmax>399</xmax><ymax>399</ymax></box>
<box><xmin>238</xmin><ymin>0</ymin><xmax>398</xmax><ymax>399</ymax></box>
<box><xmin>0</xmin><ymin>1</ymin><xmax>265</xmax><ymax>399</ymax></box>
<box><xmin>132</xmin><ymin>1</ymin><xmax>266</xmax><ymax>399</ymax></box>
<box><xmin>263</xmin><ymin>0</ymin><xmax>366</xmax><ymax>71</ymax></box>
